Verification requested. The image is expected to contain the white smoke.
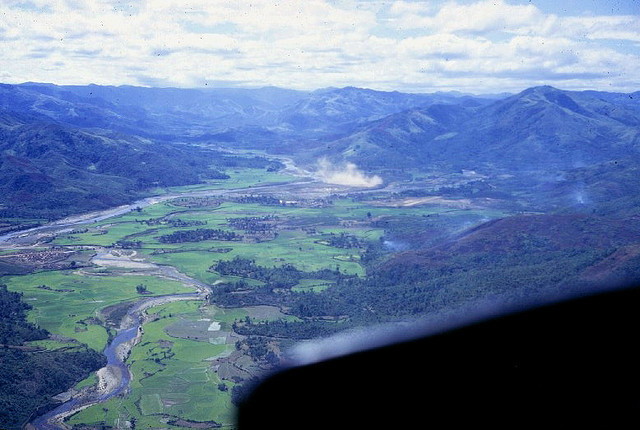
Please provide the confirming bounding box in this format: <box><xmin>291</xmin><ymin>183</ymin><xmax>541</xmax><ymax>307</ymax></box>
<box><xmin>315</xmin><ymin>157</ymin><xmax>383</xmax><ymax>188</ymax></box>
<box><xmin>573</xmin><ymin>183</ymin><xmax>591</xmax><ymax>206</ymax></box>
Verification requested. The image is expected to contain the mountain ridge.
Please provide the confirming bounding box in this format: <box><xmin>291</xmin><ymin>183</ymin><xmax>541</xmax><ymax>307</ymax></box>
<box><xmin>317</xmin><ymin>85</ymin><xmax>640</xmax><ymax>172</ymax></box>
<box><xmin>2</xmin><ymin>81</ymin><xmax>639</xmax><ymax>222</ymax></box>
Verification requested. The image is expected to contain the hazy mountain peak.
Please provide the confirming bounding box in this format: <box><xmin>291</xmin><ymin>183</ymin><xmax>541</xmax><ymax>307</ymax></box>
<box><xmin>518</xmin><ymin>85</ymin><xmax>572</xmax><ymax>102</ymax></box>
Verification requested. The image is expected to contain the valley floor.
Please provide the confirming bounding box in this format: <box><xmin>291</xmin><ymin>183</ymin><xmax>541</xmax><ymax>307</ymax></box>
<box><xmin>3</xmin><ymin>162</ymin><xmax>634</xmax><ymax>430</ymax></box>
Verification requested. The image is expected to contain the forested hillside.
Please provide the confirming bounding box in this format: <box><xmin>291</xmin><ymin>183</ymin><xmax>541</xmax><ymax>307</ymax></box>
<box><xmin>0</xmin><ymin>84</ymin><xmax>288</xmax><ymax>229</ymax></box>
<box><xmin>2</xmin><ymin>82</ymin><xmax>640</xmax><ymax>428</ymax></box>
<box><xmin>0</xmin><ymin>285</ymin><xmax>105</xmax><ymax>429</ymax></box>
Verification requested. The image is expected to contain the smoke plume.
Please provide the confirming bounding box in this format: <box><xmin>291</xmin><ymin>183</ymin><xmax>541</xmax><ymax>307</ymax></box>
<box><xmin>315</xmin><ymin>157</ymin><xmax>382</xmax><ymax>188</ymax></box>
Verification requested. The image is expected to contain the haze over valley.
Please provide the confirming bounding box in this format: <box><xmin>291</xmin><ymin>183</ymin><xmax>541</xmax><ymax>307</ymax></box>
<box><xmin>1</xmin><ymin>0</ymin><xmax>639</xmax><ymax>429</ymax></box>
<box><xmin>1</xmin><ymin>80</ymin><xmax>640</xmax><ymax>429</ymax></box>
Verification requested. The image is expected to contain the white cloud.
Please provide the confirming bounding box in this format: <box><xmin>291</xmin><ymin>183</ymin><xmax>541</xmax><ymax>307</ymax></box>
<box><xmin>388</xmin><ymin>0</ymin><xmax>545</xmax><ymax>33</ymax></box>
<box><xmin>558</xmin><ymin>15</ymin><xmax>640</xmax><ymax>41</ymax></box>
<box><xmin>0</xmin><ymin>0</ymin><xmax>638</xmax><ymax>92</ymax></box>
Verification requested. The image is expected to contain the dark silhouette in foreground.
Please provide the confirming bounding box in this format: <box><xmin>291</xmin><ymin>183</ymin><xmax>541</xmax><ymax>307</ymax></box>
<box><xmin>237</xmin><ymin>284</ymin><xmax>640</xmax><ymax>428</ymax></box>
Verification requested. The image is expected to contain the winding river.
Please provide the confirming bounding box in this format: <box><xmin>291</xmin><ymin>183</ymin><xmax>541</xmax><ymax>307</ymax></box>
<box><xmin>7</xmin><ymin>182</ymin><xmax>276</xmax><ymax>429</ymax></box>
<box><xmin>0</xmin><ymin>178</ymin><xmax>311</xmax><ymax>247</ymax></box>
<box><xmin>2</xmin><ymin>162</ymin><xmax>363</xmax><ymax>429</ymax></box>
<box><xmin>0</xmin><ymin>185</ymin><xmax>275</xmax><ymax>429</ymax></box>
<box><xmin>28</xmin><ymin>292</ymin><xmax>202</xmax><ymax>430</ymax></box>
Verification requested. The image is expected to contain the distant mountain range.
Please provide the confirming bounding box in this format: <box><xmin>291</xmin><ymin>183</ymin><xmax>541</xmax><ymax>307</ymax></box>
<box><xmin>311</xmin><ymin>85</ymin><xmax>640</xmax><ymax>171</ymax></box>
<box><xmin>301</xmin><ymin>85</ymin><xmax>639</xmax><ymax>215</ymax></box>
<box><xmin>4</xmin><ymin>83</ymin><xmax>489</xmax><ymax>140</ymax></box>
<box><xmin>1</xmin><ymin>81</ymin><xmax>639</xmax><ymax>222</ymax></box>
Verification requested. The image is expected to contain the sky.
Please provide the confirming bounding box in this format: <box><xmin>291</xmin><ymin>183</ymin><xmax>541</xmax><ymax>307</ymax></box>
<box><xmin>1</xmin><ymin>0</ymin><xmax>638</xmax><ymax>93</ymax></box>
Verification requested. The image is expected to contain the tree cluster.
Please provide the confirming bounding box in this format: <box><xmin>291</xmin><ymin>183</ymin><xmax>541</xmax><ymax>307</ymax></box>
<box><xmin>0</xmin><ymin>285</ymin><xmax>48</xmax><ymax>345</ymax></box>
<box><xmin>0</xmin><ymin>285</ymin><xmax>106</xmax><ymax>429</ymax></box>
<box><xmin>211</xmin><ymin>257</ymin><xmax>348</xmax><ymax>291</ymax></box>
<box><xmin>231</xmin><ymin>195</ymin><xmax>283</xmax><ymax>206</ymax></box>
<box><xmin>113</xmin><ymin>240</ymin><xmax>143</xmax><ymax>249</ymax></box>
<box><xmin>321</xmin><ymin>232</ymin><xmax>365</xmax><ymax>249</ymax></box>
<box><xmin>141</xmin><ymin>217</ymin><xmax>207</xmax><ymax>227</ymax></box>
<box><xmin>227</xmin><ymin>215</ymin><xmax>278</xmax><ymax>233</ymax></box>
<box><xmin>158</xmin><ymin>228</ymin><xmax>241</xmax><ymax>244</ymax></box>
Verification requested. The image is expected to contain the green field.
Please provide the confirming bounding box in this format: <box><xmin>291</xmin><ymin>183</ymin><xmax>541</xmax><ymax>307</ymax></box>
<box><xmin>67</xmin><ymin>301</ymin><xmax>241</xmax><ymax>429</ymax></box>
<box><xmin>150</xmin><ymin>168</ymin><xmax>300</xmax><ymax>194</ymax></box>
<box><xmin>3</xmin><ymin>271</ymin><xmax>192</xmax><ymax>351</ymax></box>
<box><xmin>1</xmin><ymin>165</ymin><xmax>508</xmax><ymax>429</ymax></box>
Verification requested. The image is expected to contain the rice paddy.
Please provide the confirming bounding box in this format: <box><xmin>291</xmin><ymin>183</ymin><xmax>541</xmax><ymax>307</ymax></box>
<box><xmin>2</xmin><ymin>166</ymin><xmax>504</xmax><ymax>428</ymax></box>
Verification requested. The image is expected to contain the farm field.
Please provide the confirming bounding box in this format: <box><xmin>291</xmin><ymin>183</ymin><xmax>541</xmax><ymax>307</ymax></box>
<box><xmin>66</xmin><ymin>301</ymin><xmax>251</xmax><ymax>429</ymax></box>
<box><xmin>2</xmin><ymin>32</ymin><xmax>639</xmax><ymax>429</ymax></box>
<box><xmin>1</xmin><ymin>166</ymin><xmax>509</xmax><ymax>428</ymax></box>
<box><xmin>4</xmin><ymin>270</ymin><xmax>192</xmax><ymax>351</ymax></box>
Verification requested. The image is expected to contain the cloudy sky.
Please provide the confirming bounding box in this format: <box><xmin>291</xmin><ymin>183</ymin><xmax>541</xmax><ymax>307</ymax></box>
<box><xmin>1</xmin><ymin>0</ymin><xmax>638</xmax><ymax>93</ymax></box>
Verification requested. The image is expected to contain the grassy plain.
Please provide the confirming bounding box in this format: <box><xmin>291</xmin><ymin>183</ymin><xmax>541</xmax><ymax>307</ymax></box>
<box><xmin>67</xmin><ymin>301</ymin><xmax>243</xmax><ymax>429</ymax></box>
<box><xmin>3</xmin><ymin>271</ymin><xmax>191</xmax><ymax>351</ymax></box>
<box><xmin>1</xmin><ymin>165</ymin><xmax>508</xmax><ymax>428</ymax></box>
<box><xmin>150</xmin><ymin>168</ymin><xmax>299</xmax><ymax>194</ymax></box>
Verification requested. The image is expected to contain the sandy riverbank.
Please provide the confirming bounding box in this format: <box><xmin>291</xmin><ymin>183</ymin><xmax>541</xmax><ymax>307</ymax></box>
<box><xmin>96</xmin><ymin>365</ymin><xmax>122</xmax><ymax>395</ymax></box>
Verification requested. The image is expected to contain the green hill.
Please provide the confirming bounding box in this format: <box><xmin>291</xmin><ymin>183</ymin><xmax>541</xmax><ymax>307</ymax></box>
<box><xmin>0</xmin><ymin>111</ymin><xmax>228</xmax><ymax>223</ymax></box>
